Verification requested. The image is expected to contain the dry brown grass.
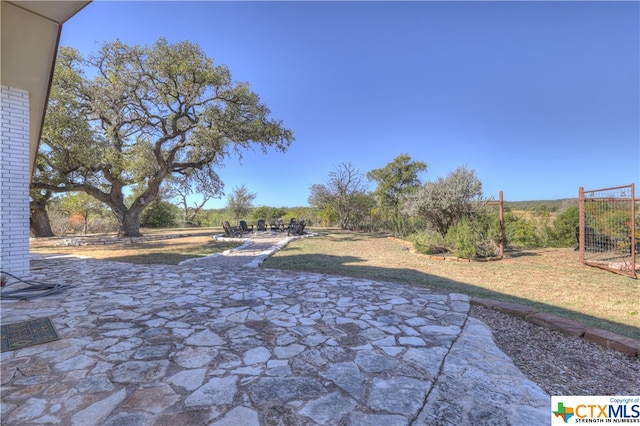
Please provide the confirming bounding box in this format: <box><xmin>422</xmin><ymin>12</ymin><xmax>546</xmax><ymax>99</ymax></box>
<box><xmin>30</xmin><ymin>231</ymin><xmax>238</xmax><ymax>265</ymax></box>
<box><xmin>263</xmin><ymin>229</ymin><xmax>640</xmax><ymax>341</ymax></box>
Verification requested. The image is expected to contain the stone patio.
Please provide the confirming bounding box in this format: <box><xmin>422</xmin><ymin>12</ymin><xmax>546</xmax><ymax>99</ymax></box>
<box><xmin>1</xmin><ymin>235</ymin><xmax>550</xmax><ymax>425</ymax></box>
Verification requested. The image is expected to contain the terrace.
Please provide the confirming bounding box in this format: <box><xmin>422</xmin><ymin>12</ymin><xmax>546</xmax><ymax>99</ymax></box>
<box><xmin>1</xmin><ymin>238</ymin><xmax>549</xmax><ymax>424</ymax></box>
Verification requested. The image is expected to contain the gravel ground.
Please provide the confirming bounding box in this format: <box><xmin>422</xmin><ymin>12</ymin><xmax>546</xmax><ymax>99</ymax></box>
<box><xmin>470</xmin><ymin>305</ymin><xmax>640</xmax><ymax>396</ymax></box>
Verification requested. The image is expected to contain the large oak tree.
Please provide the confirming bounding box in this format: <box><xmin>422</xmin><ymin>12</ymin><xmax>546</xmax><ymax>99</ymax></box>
<box><xmin>32</xmin><ymin>39</ymin><xmax>293</xmax><ymax>236</ymax></box>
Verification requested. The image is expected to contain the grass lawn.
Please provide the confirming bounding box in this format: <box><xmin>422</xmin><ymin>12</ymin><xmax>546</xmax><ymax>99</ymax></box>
<box><xmin>262</xmin><ymin>229</ymin><xmax>640</xmax><ymax>341</ymax></box>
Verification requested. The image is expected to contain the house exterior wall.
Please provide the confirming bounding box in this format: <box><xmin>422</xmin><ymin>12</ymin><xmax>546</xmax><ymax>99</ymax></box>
<box><xmin>1</xmin><ymin>85</ymin><xmax>31</xmax><ymax>277</ymax></box>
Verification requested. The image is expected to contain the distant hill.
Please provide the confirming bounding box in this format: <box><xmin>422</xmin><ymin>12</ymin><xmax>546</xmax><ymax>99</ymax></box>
<box><xmin>504</xmin><ymin>198</ymin><xmax>578</xmax><ymax>212</ymax></box>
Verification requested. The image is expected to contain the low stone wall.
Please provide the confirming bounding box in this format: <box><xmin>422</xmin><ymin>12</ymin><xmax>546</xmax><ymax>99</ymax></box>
<box><xmin>32</xmin><ymin>233</ymin><xmax>209</xmax><ymax>247</ymax></box>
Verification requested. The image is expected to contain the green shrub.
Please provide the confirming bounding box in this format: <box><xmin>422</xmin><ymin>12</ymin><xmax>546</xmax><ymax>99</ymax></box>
<box><xmin>412</xmin><ymin>230</ymin><xmax>447</xmax><ymax>255</ymax></box>
<box><xmin>504</xmin><ymin>212</ymin><xmax>541</xmax><ymax>248</ymax></box>
<box><xmin>411</xmin><ymin>209</ymin><xmax>502</xmax><ymax>258</ymax></box>
<box><xmin>547</xmin><ymin>206</ymin><xmax>579</xmax><ymax>247</ymax></box>
<box><xmin>445</xmin><ymin>218</ymin><xmax>478</xmax><ymax>259</ymax></box>
<box><xmin>446</xmin><ymin>210</ymin><xmax>502</xmax><ymax>258</ymax></box>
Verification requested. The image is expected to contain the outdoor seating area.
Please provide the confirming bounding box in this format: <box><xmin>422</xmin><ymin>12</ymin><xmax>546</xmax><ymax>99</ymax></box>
<box><xmin>223</xmin><ymin>218</ymin><xmax>307</xmax><ymax>236</ymax></box>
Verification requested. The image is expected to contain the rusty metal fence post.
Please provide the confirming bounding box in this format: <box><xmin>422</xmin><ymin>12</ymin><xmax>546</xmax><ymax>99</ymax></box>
<box><xmin>498</xmin><ymin>191</ymin><xmax>504</xmax><ymax>258</ymax></box>
<box><xmin>631</xmin><ymin>183</ymin><xmax>636</xmax><ymax>272</ymax></box>
<box><xmin>579</xmin><ymin>186</ymin><xmax>585</xmax><ymax>264</ymax></box>
<box><xmin>487</xmin><ymin>190</ymin><xmax>504</xmax><ymax>259</ymax></box>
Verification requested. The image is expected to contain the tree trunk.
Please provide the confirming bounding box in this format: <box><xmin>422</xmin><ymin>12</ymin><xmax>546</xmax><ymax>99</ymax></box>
<box><xmin>394</xmin><ymin>206</ymin><xmax>399</xmax><ymax>236</ymax></box>
<box><xmin>30</xmin><ymin>202</ymin><xmax>55</xmax><ymax>237</ymax></box>
<box><xmin>119</xmin><ymin>210</ymin><xmax>143</xmax><ymax>237</ymax></box>
<box><xmin>92</xmin><ymin>184</ymin><xmax>146</xmax><ymax>238</ymax></box>
<box><xmin>187</xmin><ymin>197</ymin><xmax>209</xmax><ymax>225</ymax></box>
<box><xmin>83</xmin><ymin>212</ymin><xmax>89</xmax><ymax>235</ymax></box>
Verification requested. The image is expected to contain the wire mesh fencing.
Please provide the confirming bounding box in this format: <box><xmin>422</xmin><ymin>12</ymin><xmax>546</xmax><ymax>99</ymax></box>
<box><xmin>579</xmin><ymin>184</ymin><xmax>638</xmax><ymax>278</ymax></box>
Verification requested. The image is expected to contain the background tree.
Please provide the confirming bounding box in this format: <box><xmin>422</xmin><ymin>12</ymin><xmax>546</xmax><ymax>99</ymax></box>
<box><xmin>251</xmin><ymin>206</ymin><xmax>287</xmax><ymax>224</ymax></box>
<box><xmin>31</xmin><ymin>40</ymin><xmax>293</xmax><ymax>237</ymax></box>
<box><xmin>226</xmin><ymin>184</ymin><xmax>256</xmax><ymax>223</ymax></box>
<box><xmin>503</xmin><ymin>212</ymin><xmax>543</xmax><ymax>248</ymax></box>
<box><xmin>407</xmin><ymin>165</ymin><xmax>484</xmax><ymax>236</ymax></box>
<box><xmin>169</xmin><ymin>166</ymin><xmax>223</xmax><ymax>226</ymax></box>
<box><xmin>345</xmin><ymin>192</ymin><xmax>377</xmax><ymax>231</ymax></box>
<box><xmin>141</xmin><ymin>200</ymin><xmax>179</xmax><ymax>228</ymax></box>
<box><xmin>367</xmin><ymin>154</ymin><xmax>426</xmax><ymax>235</ymax></box>
<box><xmin>309</xmin><ymin>162</ymin><xmax>370</xmax><ymax>229</ymax></box>
<box><xmin>546</xmin><ymin>205</ymin><xmax>578</xmax><ymax>247</ymax></box>
<box><xmin>201</xmin><ymin>208</ymin><xmax>228</xmax><ymax>228</ymax></box>
<box><xmin>317</xmin><ymin>205</ymin><xmax>338</xmax><ymax>227</ymax></box>
<box><xmin>58</xmin><ymin>192</ymin><xmax>107</xmax><ymax>234</ymax></box>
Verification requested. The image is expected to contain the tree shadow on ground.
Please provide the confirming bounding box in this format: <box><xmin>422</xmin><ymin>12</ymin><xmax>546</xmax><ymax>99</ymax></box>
<box><xmin>501</xmin><ymin>249</ymin><xmax>541</xmax><ymax>258</ymax></box>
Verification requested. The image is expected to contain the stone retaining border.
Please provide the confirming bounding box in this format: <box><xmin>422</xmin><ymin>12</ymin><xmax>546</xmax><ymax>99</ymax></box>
<box><xmin>472</xmin><ymin>297</ymin><xmax>640</xmax><ymax>357</ymax></box>
<box><xmin>39</xmin><ymin>233</ymin><xmax>209</xmax><ymax>247</ymax></box>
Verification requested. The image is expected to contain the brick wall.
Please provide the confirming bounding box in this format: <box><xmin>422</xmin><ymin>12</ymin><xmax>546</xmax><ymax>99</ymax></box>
<box><xmin>1</xmin><ymin>85</ymin><xmax>31</xmax><ymax>277</ymax></box>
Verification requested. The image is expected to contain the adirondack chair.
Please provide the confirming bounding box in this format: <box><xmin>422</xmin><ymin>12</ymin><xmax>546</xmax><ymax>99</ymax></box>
<box><xmin>285</xmin><ymin>218</ymin><xmax>297</xmax><ymax>233</ymax></box>
<box><xmin>288</xmin><ymin>219</ymin><xmax>306</xmax><ymax>236</ymax></box>
<box><xmin>257</xmin><ymin>219</ymin><xmax>267</xmax><ymax>232</ymax></box>
<box><xmin>222</xmin><ymin>221</ymin><xmax>242</xmax><ymax>237</ymax></box>
<box><xmin>271</xmin><ymin>218</ymin><xmax>284</xmax><ymax>232</ymax></box>
<box><xmin>239</xmin><ymin>220</ymin><xmax>254</xmax><ymax>234</ymax></box>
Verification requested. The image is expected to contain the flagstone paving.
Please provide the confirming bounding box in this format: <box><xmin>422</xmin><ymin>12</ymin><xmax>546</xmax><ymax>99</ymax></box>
<box><xmin>1</xmin><ymin>234</ymin><xmax>550</xmax><ymax>425</ymax></box>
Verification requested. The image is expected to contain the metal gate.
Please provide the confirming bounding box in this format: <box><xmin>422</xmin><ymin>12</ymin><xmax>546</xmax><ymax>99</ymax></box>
<box><xmin>578</xmin><ymin>184</ymin><xmax>637</xmax><ymax>278</ymax></box>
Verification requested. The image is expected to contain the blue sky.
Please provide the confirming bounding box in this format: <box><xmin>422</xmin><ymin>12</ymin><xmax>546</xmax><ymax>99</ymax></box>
<box><xmin>60</xmin><ymin>1</ymin><xmax>639</xmax><ymax>208</ymax></box>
